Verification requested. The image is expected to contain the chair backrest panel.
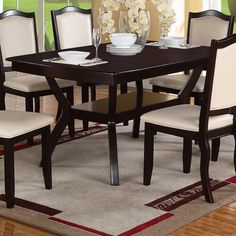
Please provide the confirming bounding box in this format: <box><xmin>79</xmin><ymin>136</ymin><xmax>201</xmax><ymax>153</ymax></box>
<box><xmin>52</xmin><ymin>7</ymin><xmax>92</xmax><ymax>50</ymax></box>
<box><xmin>0</xmin><ymin>11</ymin><xmax>37</xmax><ymax>67</ymax></box>
<box><xmin>210</xmin><ymin>42</ymin><xmax>236</xmax><ymax>110</ymax></box>
<box><xmin>187</xmin><ymin>10</ymin><xmax>234</xmax><ymax>47</ymax></box>
<box><xmin>189</xmin><ymin>16</ymin><xmax>230</xmax><ymax>46</ymax></box>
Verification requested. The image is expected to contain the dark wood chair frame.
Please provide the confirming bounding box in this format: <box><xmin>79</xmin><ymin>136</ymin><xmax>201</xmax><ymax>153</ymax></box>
<box><xmin>0</xmin><ymin>125</ymin><xmax>52</xmax><ymax>208</ymax></box>
<box><xmin>152</xmin><ymin>10</ymin><xmax>234</xmax><ymax>105</ymax></box>
<box><xmin>0</xmin><ymin>10</ymin><xmax>75</xmax><ymax>140</ymax></box>
<box><xmin>144</xmin><ymin>34</ymin><xmax>236</xmax><ymax>203</ymax></box>
<box><xmin>152</xmin><ymin>10</ymin><xmax>234</xmax><ymax>165</ymax></box>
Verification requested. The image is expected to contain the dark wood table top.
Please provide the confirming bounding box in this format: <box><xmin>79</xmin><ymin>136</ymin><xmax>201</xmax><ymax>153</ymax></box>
<box><xmin>7</xmin><ymin>44</ymin><xmax>210</xmax><ymax>85</ymax></box>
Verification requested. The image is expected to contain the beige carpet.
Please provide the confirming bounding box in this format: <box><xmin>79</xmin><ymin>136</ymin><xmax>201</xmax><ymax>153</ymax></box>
<box><xmin>0</xmin><ymin>124</ymin><xmax>236</xmax><ymax>236</ymax></box>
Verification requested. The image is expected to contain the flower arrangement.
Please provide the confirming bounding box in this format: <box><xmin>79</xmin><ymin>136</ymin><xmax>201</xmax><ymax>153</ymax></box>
<box><xmin>152</xmin><ymin>0</ymin><xmax>175</xmax><ymax>36</ymax></box>
<box><xmin>98</xmin><ymin>0</ymin><xmax>175</xmax><ymax>36</ymax></box>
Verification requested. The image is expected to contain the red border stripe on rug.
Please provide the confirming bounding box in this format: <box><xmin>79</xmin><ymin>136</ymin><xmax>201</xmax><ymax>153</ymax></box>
<box><xmin>48</xmin><ymin>217</ymin><xmax>113</xmax><ymax>236</ymax></box>
<box><xmin>117</xmin><ymin>213</ymin><xmax>174</xmax><ymax>236</ymax></box>
<box><xmin>225</xmin><ymin>176</ymin><xmax>236</xmax><ymax>183</ymax></box>
<box><xmin>0</xmin><ymin>142</ymin><xmax>41</xmax><ymax>156</ymax></box>
<box><xmin>49</xmin><ymin>213</ymin><xmax>173</xmax><ymax>236</ymax></box>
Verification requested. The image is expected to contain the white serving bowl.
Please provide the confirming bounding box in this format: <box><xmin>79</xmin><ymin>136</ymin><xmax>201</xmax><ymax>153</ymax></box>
<box><xmin>58</xmin><ymin>51</ymin><xmax>90</xmax><ymax>62</ymax></box>
<box><xmin>110</xmin><ymin>33</ymin><xmax>137</xmax><ymax>48</ymax></box>
<box><xmin>163</xmin><ymin>36</ymin><xmax>186</xmax><ymax>46</ymax></box>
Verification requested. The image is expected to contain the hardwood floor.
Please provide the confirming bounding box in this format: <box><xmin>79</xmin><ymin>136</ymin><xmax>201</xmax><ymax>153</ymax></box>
<box><xmin>1</xmin><ymin>86</ymin><xmax>236</xmax><ymax>236</ymax></box>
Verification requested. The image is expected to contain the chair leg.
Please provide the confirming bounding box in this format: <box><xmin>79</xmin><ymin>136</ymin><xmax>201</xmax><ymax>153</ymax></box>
<box><xmin>194</xmin><ymin>94</ymin><xmax>202</xmax><ymax>106</ymax></box>
<box><xmin>90</xmin><ymin>85</ymin><xmax>96</xmax><ymax>101</ymax></box>
<box><xmin>183</xmin><ymin>138</ymin><xmax>192</xmax><ymax>173</ymax></box>
<box><xmin>66</xmin><ymin>88</ymin><xmax>75</xmax><ymax>138</ymax></box>
<box><xmin>41</xmin><ymin>126</ymin><xmax>52</xmax><ymax>189</ymax></box>
<box><xmin>25</xmin><ymin>97</ymin><xmax>34</xmax><ymax>145</ymax></box>
<box><xmin>199</xmin><ymin>137</ymin><xmax>214</xmax><ymax>203</ymax></box>
<box><xmin>81</xmin><ymin>85</ymin><xmax>89</xmax><ymax>131</ymax></box>
<box><xmin>34</xmin><ymin>96</ymin><xmax>40</xmax><ymax>113</ymax></box>
<box><xmin>120</xmin><ymin>83</ymin><xmax>129</xmax><ymax>126</ymax></box>
<box><xmin>0</xmin><ymin>90</ymin><xmax>6</xmax><ymax>110</ymax></box>
<box><xmin>143</xmin><ymin>124</ymin><xmax>155</xmax><ymax>185</ymax></box>
<box><xmin>152</xmin><ymin>85</ymin><xmax>159</xmax><ymax>93</ymax></box>
<box><xmin>132</xmin><ymin>118</ymin><xmax>140</xmax><ymax>138</ymax></box>
<box><xmin>211</xmin><ymin>138</ymin><xmax>220</xmax><ymax>162</ymax></box>
<box><xmin>4</xmin><ymin>143</ymin><xmax>15</xmax><ymax>208</ymax></box>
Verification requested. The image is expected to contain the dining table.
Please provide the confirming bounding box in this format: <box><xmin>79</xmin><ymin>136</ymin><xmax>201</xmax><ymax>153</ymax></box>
<box><xmin>7</xmin><ymin>43</ymin><xmax>209</xmax><ymax>186</ymax></box>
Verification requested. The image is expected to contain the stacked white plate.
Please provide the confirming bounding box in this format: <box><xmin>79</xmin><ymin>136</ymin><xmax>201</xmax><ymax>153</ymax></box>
<box><xmin>106</xmin><ymin>44</ymin><xmax>142</xmax><ymax>56</ymax></box>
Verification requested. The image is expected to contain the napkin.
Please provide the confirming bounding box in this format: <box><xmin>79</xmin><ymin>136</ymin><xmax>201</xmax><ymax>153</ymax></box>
<box><xmin>146</xmin><ymin>41</ymin><xmax>200</xmax><ymax>49</ymax></box>
<box><xmin>167</xmin><ymin>44</ymin><xmax>201</xmax><ymax>49</ymax></box>
<box><xmin>43</xmin><ymin>58</ymin><xmax>108</xmax><ymax>66</ymax></box>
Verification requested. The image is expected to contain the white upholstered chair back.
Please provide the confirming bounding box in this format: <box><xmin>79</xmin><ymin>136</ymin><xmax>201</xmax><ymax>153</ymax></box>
<box><xmin>189</xmin><ymin>16</ymin><xmax>230</xmax><ymax>46</ymax></box>
<box><xmin>0</xmin><ymin>15</ymin><xmax>36</xmax><ymax>67</ymax></box>
<box><xmin>55</xmin><ymin>11</ymin><xmax>92</xmax><ymax>49</ymax></box>
<box><xmin>210</xmin><ymin>42</ymin><xmax>236</xmax><ymax>110</ymax></box>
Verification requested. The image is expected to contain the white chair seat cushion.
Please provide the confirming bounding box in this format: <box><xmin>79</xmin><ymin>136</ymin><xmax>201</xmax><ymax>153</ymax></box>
<box><xmin>149</xmin><ymin>74</ymin><xmax>205</xmax><ymax>92</ymax></box>
<box><xmin>0</xmin><ymin>110</ymin><xmax>55</xmax><ymax>138</ymax></box>
<box><xmin>4</xmin><ymin>74</ymin><xmax>76</xmax><ymax>92</ymax></box>
<box><xmin>141</xmin><ymin>104</ymin><xmax>233</xmax><ymax>132</ymax></box>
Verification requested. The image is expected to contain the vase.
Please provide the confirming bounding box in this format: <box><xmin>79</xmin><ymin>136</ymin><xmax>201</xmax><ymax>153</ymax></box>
<box><xmin>119</xmin><ymin>10</ymin><xmax>150</xmax><ymax>50</ymax></box>
<box><xmin>119</xmin><ymin>10</ymin><xmax>130</xmax><ymax>33</ymax></box>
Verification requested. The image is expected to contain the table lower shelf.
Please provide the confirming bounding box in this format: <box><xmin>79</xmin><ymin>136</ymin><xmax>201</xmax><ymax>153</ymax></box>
<box><xmin>72</xmin><ymin>91</ymin><xmax>177</xmax><ymax>124</ymax></box>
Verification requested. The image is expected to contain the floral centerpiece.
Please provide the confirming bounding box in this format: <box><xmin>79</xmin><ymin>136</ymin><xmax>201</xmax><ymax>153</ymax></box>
<box><xmin>98</xmin><ymin>0</ymin><xmax>175</xmax><ymax>38</ymax></box>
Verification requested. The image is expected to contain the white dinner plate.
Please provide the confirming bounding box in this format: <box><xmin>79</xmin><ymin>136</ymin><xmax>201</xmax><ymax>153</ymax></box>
<box><xmin>106</xmin><ymin>44</ymin><xmax>142</xmax><ymax>55</ymax></box>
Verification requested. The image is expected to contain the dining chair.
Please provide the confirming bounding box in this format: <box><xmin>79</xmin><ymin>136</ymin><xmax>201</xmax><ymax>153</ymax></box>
<box><xmin>150</xmin><ymin>10</ymin><xmax>234</xmax><ymax>105</ymax></box>
<box><xmin>0</xmin><ymin>106</ymin><xmax>54</xmax><ymax>208</ymax></box>
<box><xmin>148</xmin><ymin>10</ymin><xmax>234</xmax><ymax>165</ymax></box>
<box><xmin>51</xmin><ymin>6</ymin><xmax>96</xmax><ymax>130</ymax></box>
<box><xmin>0</xmin><ymin>9</ymin><xmax>76</xmax><ymax>143</ymax></box>
<box><xmin>141</xmin><ymin>34</ymin><xmax>236</xmax><ymax>203</ymax></box>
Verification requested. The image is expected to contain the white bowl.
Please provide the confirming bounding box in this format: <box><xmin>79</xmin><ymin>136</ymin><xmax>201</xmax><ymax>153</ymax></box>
<box><xmin>58</xmin><ymin>51</ymin><xmax>90</xmax><ymax>62</ymax></box>
<box><xmin>163</xmin><ymin>36</ymin><xmax>186</xmax><ymax>46</ymax></box>
<box><xmin>110</xmin><ymin>33</ymin><xmax>137</xmax><ymax>48</ymax></box>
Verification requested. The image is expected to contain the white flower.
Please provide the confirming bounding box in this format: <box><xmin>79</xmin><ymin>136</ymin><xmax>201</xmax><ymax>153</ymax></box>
<box><xmin>98</xmin><ymin>0</ymin><xmax>175</xmax><ymax>36</ymax></box>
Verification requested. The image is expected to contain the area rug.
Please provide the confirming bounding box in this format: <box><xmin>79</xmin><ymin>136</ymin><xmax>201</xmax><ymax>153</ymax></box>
<box><xmin>0</xmin><ymin>124</ymin><xmax>236</xmax><ymax>236</ymax></box>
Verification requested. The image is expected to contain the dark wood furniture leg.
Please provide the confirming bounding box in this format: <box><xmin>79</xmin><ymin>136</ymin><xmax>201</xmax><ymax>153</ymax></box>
<box><xmin>120</xmin><ymin>83</ymin><xmax>128</xmax><ymax>126</ymax></box>
<box><xmin>132</xmin><ymin>80</ymin><xmax>143</xmax><ymax>138</ymax></box>
<box><xmin>199</xmin><ymin>137</ymin><xmax>214</xmax><ymax>203</ymax></box>
<box><xmin>108</xmin><ymin>122</ymin><xmax>119</xmax><ymax>185</ymax></box>
<box><xmin>143</xmin><ymin>123</ymin><xmax>155</xmax><ymax>185</ymax></box>
<box><xmin>4</xmin><ymin>142</ymin><xmax>15</xmax><ymax>208</ymax></box>
<box><xmin>211</xmin><ymin>138</ymin><xmax>220</xmax><ymax>162</ymax></box>
<box><xmin>183</xmin><ymin>138</ymin><xmax>192</xmax><ymax>173</ymax></box>
<box><xmin>66</xmin><ymin>87</ymin><xmax>75</xmax><ymax>137</ymax></box>
<box><xmin>41</xmin><ymin>126</ymin><xmax>52</xmax><ymax>189</ymax></box>
<box><xmin>90</xmin><ymin>85</ymin><xmax>96</xmax><ymax>101</ymax></box>
<box><xmin>81</xmin><ymin>84</ymin><xmax>89</xmax><ymax>131</ymax></box>
<box><xmin>44</xmin><ymin>77</ymin><xmax>72</xmax><ymax>163</ymax></box>
<box><xmin>108</xmin><ymin>85</ymin><xmax>119</xmax><ymax>185</ymax></box>
<box><xmin>26</xmin><ymin>96</ymin><xmax>34</xmax><ymax>145</ymax></box>
<box><xmin>34</xmin><ymin>96</ymin><xmax>40</xmax><ymax>112</ymax></box>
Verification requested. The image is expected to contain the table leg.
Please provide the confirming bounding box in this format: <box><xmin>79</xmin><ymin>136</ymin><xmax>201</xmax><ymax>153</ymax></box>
<box><xmin>81</xmin><ymin>84</ymin><xmax>89</xmax><ymax>131</ymax></box>
<box><xmin>45</xmin><ymin>77</ymin><xmax>72</xmax><ymax>159</ymax></box>
<box><xmin>108</xmin><ymin>85</ymin><xmax>119</xmax><ymax>185</ymax></box>
<box><xmin>108</xmin><ymin>121</ymin><xmax>119</xmax><ymax>185</ymax></box>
